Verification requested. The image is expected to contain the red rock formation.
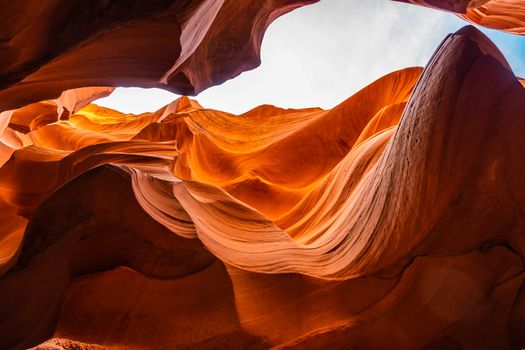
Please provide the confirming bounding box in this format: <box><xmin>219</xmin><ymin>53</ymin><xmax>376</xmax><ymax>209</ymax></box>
<box><xmin>0</xmin><ymin>0</ymin><xmax>318</xmax><ymax>112</ymax></box>
<box><xmin>0</xmin><ymin>24</ymin><xmax>524</xmax><ymax>349</ymax></box>
<box><xmin>1</xmin><ymin>0</ymin><xmax>525</xmax><ymax>349</ymax></box>
<box><xmin>461</xmin><ymin>0</ymin><xmax>525</xmax><ymax>35</ymax></box>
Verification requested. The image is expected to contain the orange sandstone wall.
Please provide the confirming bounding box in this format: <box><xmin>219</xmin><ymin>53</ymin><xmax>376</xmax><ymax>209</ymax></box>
<box><xmin>1</xmin><ymin>1</ymin><xmax>525</xmax><ymax>349</ymax></box>
<box><xmin>0</xmin><ymin>26</ymin><xmax>524</xmax><ymax>349</ymax></box>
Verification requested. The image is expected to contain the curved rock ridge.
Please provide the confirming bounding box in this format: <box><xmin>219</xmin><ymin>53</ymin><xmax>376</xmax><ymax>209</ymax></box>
<box><xmin>0</xmin><ymin>66</ymin><xmax>421</xmax><ymax>278</ymax></box>
<box><xmin>0</xmin><ymin>0</ymin><xmax>524</xmax><ymax>116</ymax></box>
<box><xmin>461</xmin><ymin>0</ymin><xmax>525</xmax><ymax>35</ymax></box>
<box><xmin>0</xmin><ymin>26</ymin><xmax>525</xmax><ymax>349</ymax></box>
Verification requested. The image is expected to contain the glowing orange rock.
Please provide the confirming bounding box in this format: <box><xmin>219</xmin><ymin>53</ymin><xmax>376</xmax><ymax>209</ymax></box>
<box><xmin>0</xmin><ymin>25</ymin><xmax>524</xmax><ymax>349</ymax></box>
<box><xmin>461</xmin><ymin>0</ymin><xmax>525</xmax><ymax>35</ymax></box>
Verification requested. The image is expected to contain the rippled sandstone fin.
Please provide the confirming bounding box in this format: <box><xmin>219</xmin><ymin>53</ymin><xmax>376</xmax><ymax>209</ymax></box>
<box><xmin>163</xmin><ymin>26</ymin><xmax>525</xmax><ymax>280</ymax></box>
<box><xmin>0</xmin><ymin>19</ymin><xmax>524</xmax><ymax>350</ymax></box>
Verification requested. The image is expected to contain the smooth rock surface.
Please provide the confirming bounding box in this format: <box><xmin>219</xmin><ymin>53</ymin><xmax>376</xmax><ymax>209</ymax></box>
<box><xmin>0</xmin><ymin>25</ymin><xmax>524</xmax><ymax>349</ymax></box>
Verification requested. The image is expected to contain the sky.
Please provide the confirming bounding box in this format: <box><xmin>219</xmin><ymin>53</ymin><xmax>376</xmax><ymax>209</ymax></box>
<box><xmin>96</xmin><ymin>0</ymin><xmax>525</xmax><ymax>115</ymax></box>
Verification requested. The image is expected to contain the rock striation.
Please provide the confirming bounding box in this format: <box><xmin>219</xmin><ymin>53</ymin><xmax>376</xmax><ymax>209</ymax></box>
<box><xmin>0</xmin><ymin>24</ymin><xmax>524</xmax><ymax>349</ymax></box>
<box><xmin>2</xmin><ymin>0</ymin><xmax>525</xmax><ymax>349</ymax></box>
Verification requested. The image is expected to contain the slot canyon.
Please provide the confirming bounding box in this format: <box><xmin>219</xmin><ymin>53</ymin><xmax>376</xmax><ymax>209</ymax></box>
<box><xmin>1</xmin><ymin>0</ymin><xmax>525</xmax><ymax>349</ymax></box>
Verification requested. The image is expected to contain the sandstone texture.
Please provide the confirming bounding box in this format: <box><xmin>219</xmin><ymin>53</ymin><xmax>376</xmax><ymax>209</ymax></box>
<box><xmin>1</xmin><ymin>1</ymin><xmax>525</xmax><ymax>349</ymax></box>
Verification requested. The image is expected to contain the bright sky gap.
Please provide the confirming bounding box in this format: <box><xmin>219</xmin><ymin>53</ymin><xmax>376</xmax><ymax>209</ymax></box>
<box><xmin>95</xmin><ymin>0</ymin><xmax>525</xmax><ymax>115</ymax></box>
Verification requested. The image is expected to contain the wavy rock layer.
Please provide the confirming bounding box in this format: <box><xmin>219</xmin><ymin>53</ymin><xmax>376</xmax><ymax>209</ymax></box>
<box><xmin>0</xmin><ymin>26</ymin><xmax>524</xmax><ymax>349</ymax></box>
<box><xmin>461</xmin><ymin>0</ymin><xmax>525</xmax><ymax>35</ymax></box>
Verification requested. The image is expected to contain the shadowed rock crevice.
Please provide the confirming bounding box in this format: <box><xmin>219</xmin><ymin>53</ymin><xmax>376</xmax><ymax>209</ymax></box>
<box><xmin>0</xmin><ymin>165</ymin><xmax>214</xmax><ymax>349</ymax></box>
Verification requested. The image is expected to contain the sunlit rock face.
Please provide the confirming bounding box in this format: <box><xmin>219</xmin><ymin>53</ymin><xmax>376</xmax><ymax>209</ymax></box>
<box><xmin>0</xmin><ymin>23</ymin><xmax>525</xmax><ymax>349</ymax></box>
<box><xmin>461</xmin><ymin>0</ymin><xmax>525</xmax><ymax>35</ymax></box>
<box><xmin>2</xmin><ymin>1</ymin><xmax>525</xmax><ymax>349</ymax></box>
